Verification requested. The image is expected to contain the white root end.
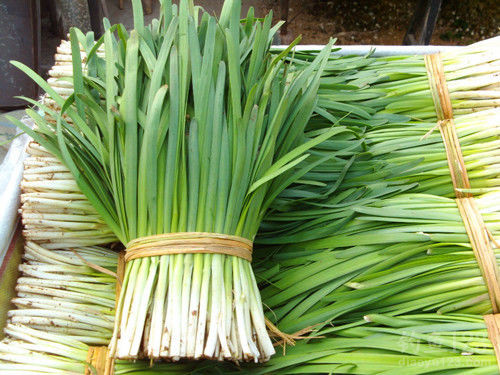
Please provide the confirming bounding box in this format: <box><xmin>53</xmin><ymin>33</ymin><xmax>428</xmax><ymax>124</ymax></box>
<box><xmin>112</xmin><ymin>253</ymin><xmax>275</xmax><ymax>362</ymax></box>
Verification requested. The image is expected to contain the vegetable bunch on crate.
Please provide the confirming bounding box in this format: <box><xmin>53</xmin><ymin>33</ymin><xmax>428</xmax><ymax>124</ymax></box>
<box><xmin>11</xmin><ymin>0</ymin><xmax>336</xmax><ymax>364</ymax></box>
<box><xmin>2</xmin><ymin>0</ymin><xmax>500</xmax><ymax>373</ymax></box>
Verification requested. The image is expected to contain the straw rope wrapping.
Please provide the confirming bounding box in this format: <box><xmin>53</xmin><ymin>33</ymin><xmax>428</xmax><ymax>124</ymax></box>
<box><xmin>85</xmin><ymin>346</ymin><xmax>111</xmax><ymax>375</ymax></box>
<box><xmin>86</xmin><ymin>253</ymin><xmax>126</xmax><ymax>375</ymax></box>
<box><xmin>484</xmin><ymin>314</ymin><xmax>500</xmax><ymax>371</ymax></box>
<box><xmin>83</xmin><ymin>253</ymin><xmax>124</xmax><ymax>375</ymax></box>
<box><xmin>457</xmin><ymin>198</ymin><xmax>500</xmax><ymax>313</ymax></box>
<box><xmin>100</xmin><ymin>237</ymin><xmax>253</xmax><ymax>373</ymax></box>
<box><xmin>95</xmin><ymin>234</ymin><xmax>252</xmax><ymax>374</ymax></box>
<box><xmin>425</xmin><ymin>53</ymin><xmax>472</xmax><ymax>197</ymax></box>
<box><xmin>425</xmin><ymin>53</ymin><xmax>500</xmax><ymax>364</ymax></box>
<box><xmin>124</xmin><ymin>232</ymin><xmax>253</xmax><ymax>263</ymax></box>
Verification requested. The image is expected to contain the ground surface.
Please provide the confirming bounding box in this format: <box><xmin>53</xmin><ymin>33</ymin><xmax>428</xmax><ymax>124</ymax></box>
<box><xmin>39</xmin><ymin>0</ymin><xmax>499</xmax><ymax>73</ymax></box>
<box><xmin>44</xmin><ymin>0</ymin><xmax>500</xmax><ymax>65</ymax></box>
<box><xmin>263</xmin><ymin>0</ymin><xmax>499</xmax><ymax>45</ymax></box>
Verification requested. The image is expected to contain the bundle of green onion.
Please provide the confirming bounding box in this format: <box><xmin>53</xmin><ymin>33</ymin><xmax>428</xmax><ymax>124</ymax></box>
<box><xmin>20</xmin><ymin>40</ymin><xmax>116</xmax><ymax>249</ymax></box>
<box><xmin>7</xmin><ymin>0</ymin><xmax>500</xmax><ymax>369</ymax></box>
<box><xmin>257</xmin><ymin>191</ymin><xmax>500</xmax><ymax>334</ymax></box>
<box><xmin>248</xmin><ymin>313</ymin><xmax>499</xmax><ymax>375</ymax></box>
<box><xmin>293</xmin><ymin>37</ymin><xmax>500</xmax><ymax>119</ymax></box>
<box><xmin>12</xmin><ymin>0</ymin><xmax>340</xmax><ymax>362</ymax></box>
<box><xmin>257</xmin><ymin>46</ymin><xmax>500</xmax><ymax>334</ymax></box>
<box><xmin>269</xmin><ymin>38</ymin><xmax>500</xmax><ymax>212</ymax></box>
<box><xmin>21</xmin><ymin>142</ymin><xmax>117</xmax><ymax>248</ymax></box>
<box><xmin>355</xmin><ymin>40</ymin><xmax>500</xmax><ymax>119</ymax></box>
<box><xmin>0</xmin><ymin>327</ymin><xmax>89</xmax><ymax>375</ymax></box>
<box><xmin>261</xmin><ymin>106</ymin><xmax>500</xmax><ymax>246</ymax></box>
<box><xmin>0</xmin><ymin>242</ymin><xmax>117</xmax><ymax>375</ymax></box>
<box><xmin>3</xmin><ymin>313</ymin><xmax>498</xmax><ymax>375</ymax></box>
<box><xmin>10</xmin><ymin>242</ymin><xmax>117</xmax><ymax>343</ymax></box>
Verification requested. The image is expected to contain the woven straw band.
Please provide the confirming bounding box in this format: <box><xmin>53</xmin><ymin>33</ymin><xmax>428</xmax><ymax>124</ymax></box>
<box><xmin>83</xmin><ymin>256</ymin><xmax>123</xmax><ymax>375</ymax></box>
<box><xmin>425</xmin><ymin>53</ymin><xmax>500</xmax><ymax>364</ymax></box>
<box><xmin>424</xmin><ymin>53</ymin><xmax>471</xmax><ymax>197</ymax></box>
<box><xmin>457</xmin><ymin>198</ymin><xmax>500</xmax><ymax>312</ymax></box>
<box><xmin>425</xmin><ymin>53</ymin><xmax>500</xmax><ymax>314</ymax></box>
<box><xmin>484</xmin><ymin>314</ymin><xmax>500</xmax><ymax>370</ymax></box>
<box><xmin>83</xmin><ymin>253</ymin><xmax>124</xmax><ymax>375</ymax></box>
<box><xmin>124</xmin><ymin>232</ymin><xmax>253</xmax><ymax>263</ymax></box>
<box><xmin>85</xmin><ymin>346</ymin><xmax>112</xmax><ymax>375</ymax></box>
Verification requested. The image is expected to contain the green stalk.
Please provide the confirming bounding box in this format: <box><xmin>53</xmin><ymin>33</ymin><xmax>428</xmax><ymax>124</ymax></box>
<box><xmin>7</xmin><ymin>10</ymin><xmax>500</xmax><ymax>373</ymax></box>
<box><xmin>14</xmin><ymin>0</ymin><xmax>336</xmax><ymax>362</ymax></box>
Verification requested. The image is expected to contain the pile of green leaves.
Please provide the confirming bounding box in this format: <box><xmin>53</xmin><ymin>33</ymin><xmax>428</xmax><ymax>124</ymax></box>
<box><xmin>12</xmin><ymin>0</ymin><xmax>339</xmax><ymax>245</ymax></box>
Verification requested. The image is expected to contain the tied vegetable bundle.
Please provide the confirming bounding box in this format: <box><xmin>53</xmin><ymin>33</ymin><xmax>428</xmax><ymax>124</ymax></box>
<box><xmin>10</xmin><ymin>243</ymin><xmax>117</xmax><ymax>344</ymax></box>
<box><xmin>259</xmin><ymin>191</ymin><xmax>500</xmax><ymax>333</ymax></box>
<box><xmin>10</xmin><ymin>146</ymin><xmax>500</xmax><ymax>375</ymax></box>
<box><xmin>0</xmin><ymin>246</ymin><xmax>118</xmax><ymax>375</ymax></box>
<box><xmin>12</xmin><ymin>0</ymin><xmax>337</xmax><ymax>362</ymax></box>
<box><xmin>7</xmin><ymin>5</ymin><xmax>500</xmax><ymax>370</ymax></box>
<box><xmin>21</xmin><ymin>142</ymin><xmax>117</xmax><ymax>248</ymax></box>
<box><xmin>276</xmin><ymin>37</ymin><xmax>500</xmax><ymax>206</ymax></box>
<box><xmin>4</xmin><ymin>311</ymin><xmax>500</xmax><ymax>374</ymax></box>
<box><xmin>258</xmin><ymin>40</ymin><xmax>500</xmax><ymax>331</ymax></box>
<box><xmin>255</xmin><ymin>41</ymin><xmax>500</xmax><ymax>343</ymax></box>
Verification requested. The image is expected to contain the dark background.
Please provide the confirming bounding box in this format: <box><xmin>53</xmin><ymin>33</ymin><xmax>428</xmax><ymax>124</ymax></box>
<box><xmin>264</xmin><ymin>0</ymin><xmax>499</xmax><ymax>45</ymax></box>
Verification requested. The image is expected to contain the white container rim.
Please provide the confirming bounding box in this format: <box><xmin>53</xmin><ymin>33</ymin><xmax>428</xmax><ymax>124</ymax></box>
<box><xmin>272</xmin><ymin>44</ymin><xmax>462</xmax><ymax>56</ymax></box>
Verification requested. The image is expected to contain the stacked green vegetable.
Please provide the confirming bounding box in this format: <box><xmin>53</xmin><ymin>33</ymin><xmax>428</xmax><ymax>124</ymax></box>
<box><xmin>11</xmin><ymin>243</ymin><xmax>117</xmax><ymax>342</ymax></box>
<box><xmin>11</xmin><ymin>0</ymin><xmax>342</xmax><ymax>362</ymax></box>
<box><xmin>257</xmin><ymin>38</ymin><xmax>500</xmax><ymax>335</ymax></box>
<box><xmin>258</xmin><ymin>191</ymin><xmax>500</xmax><ymax>333</ymax></box>
<box><xmin>21</xmin><ymin>142</ymin><xmax>117</xmax><ymax>248</ymax></box>
<box><xmin>5</xmin><ymin>1</ymin><xmax>500</xmax><ymax>371</ymax></box>
<box><xmin>245</xmin><ymin>313</ymin><xmax>499</xmax><ymax>375</ymax></box>
<box><xmin>271</xmin><ymin>38</ymin><xmax>500</xmax><ymax>208</ymax></box>
<box><xmin>3</xmin><ymin>312</ymin><xmax>499</xmax><ymax>374</ymax></box>
<box><xmin>0</xmin><ymin>243</ymin><xmax>117</xmax><ymax>375</ymax></box>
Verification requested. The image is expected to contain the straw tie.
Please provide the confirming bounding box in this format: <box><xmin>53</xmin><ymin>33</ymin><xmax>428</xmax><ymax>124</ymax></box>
<box><xmin>85</xmin><ymin>346</ymin><xmax>111</xmax><ymax>375</ymax></box>
<box><xmin>124</xmin><ymin>232</ymin><xmax>253</xmax><ymax>263</ymax></box>
<box><xmin>425</xmin><ymin>53</ymin><xmax>471</xmax><ymax>197</ymax></box>
<box><xmin>110</xmin><ymin>234</ymin><xmax>305</xmax><ymax>362</ymax></box>
<box><xmin>84</xmin><ymin>253</ymin><xmax>124</xmax><ymax>375</ymax></box>
<box><xmin>425</xmin><ymin>52</ymin><xmax>500</xmax><ymax>367</ymax></box>
<box><xmin>484</xmin><ymin>314</ymin><xmax>500</xmax><ymax>371</ymax></box>
<box><xmin>456</xmin><ymin>198</ymin><xmax>500</xmax><ymax>311</ymax></box>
